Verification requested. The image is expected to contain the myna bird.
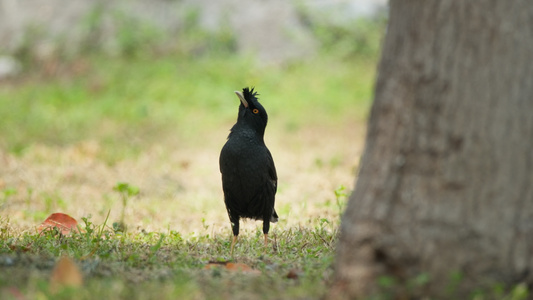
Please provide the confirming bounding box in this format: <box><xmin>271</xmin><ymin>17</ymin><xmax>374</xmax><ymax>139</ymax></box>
<box><xmin>219</xmin><ymin>87</ymin><xmax>278</xmax><ymax>255</ymax></box>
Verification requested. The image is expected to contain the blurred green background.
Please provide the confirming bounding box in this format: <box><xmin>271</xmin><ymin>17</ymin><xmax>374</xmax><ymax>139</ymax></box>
<box><xmin>0</xmin><ymin>1</ymin><xmax>386</xmax><ymax>161</ymax></box>
<box><xmin>0</xmin><ymin>1</ymin><xmax>387</xmax><ymax>231</ymax></box>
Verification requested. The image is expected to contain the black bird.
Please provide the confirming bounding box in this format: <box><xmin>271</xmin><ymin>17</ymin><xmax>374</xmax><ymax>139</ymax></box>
<box><xmin>219</xmin><ymin>87</ymin><xmax>278</xmax><ymax>255</ymax></box>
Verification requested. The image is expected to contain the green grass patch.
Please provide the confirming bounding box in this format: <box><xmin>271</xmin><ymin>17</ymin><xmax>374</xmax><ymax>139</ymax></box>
<box><xmin>0</xmin><ymin>216</ymin><xmax>337</xmax><ymax>300</ymax></box>
<box><xmin>0</xmin><ymin>54</ymin><xmax>376</xmax><ymax>162</ymax></box>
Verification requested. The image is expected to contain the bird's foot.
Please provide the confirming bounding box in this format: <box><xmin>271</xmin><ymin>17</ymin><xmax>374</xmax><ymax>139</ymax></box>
<box><xmin>263</xmin><ymin>233</ymin><xmax>269</xmax><ymax>254</ymax></box>
<box><xmin>230</xmin><ymin>235</ymin><xmax>238</xmax><ymax>256</ymax></box>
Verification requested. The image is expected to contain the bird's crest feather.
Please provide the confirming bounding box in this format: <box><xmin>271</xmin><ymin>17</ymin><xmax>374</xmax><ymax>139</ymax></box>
<box><xmin>242</xmin><ymin>87</ymin><xmax>259</xmax><ymax>102</ymax></box>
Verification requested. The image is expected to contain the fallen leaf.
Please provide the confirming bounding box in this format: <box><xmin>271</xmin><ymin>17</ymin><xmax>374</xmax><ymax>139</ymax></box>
<box><xmin>9</xmin><ymin>245</ymin><xmax>30</xmax><ymax>252</ymax></box>
<box><xmin>225</xmin><ymin>262</ymin><xmax>253</xmax><ymax>272</ymax></box>
<box><xmin>204</xmin><ymin>263</ymin><xmax>221</xmax><ymax>268</ymax></box>
<box><xmin>5</xmin><ymin>287</ymin><xmax>26</xmax><ymax>300</ymax></box>
<box><xmin>37</xmin><ymin>213</ymin><xmax>79</xmax><ymax>235</ymax></box>
<box><xmin>204</xmin><ymin>261</ymin><xmax>261</xmax><ymax>274</ymax></box>
<box><xmin>287</xmin><ymin>269</ymin><xmax>301</xmax><ymax>279</ymax></box>
<box><xmin>50</xmin><ymin>256</ymin><xmax>83</xmax><ymax>293</ymax></box>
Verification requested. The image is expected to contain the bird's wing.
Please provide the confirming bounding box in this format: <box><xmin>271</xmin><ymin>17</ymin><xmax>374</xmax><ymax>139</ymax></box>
<box><xmin>266</xmin><ymin>149</ymin><xmax>277</xmax><ymax>193</ymax></box>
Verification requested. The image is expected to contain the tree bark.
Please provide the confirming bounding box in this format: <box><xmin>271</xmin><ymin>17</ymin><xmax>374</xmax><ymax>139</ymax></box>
<box><xmin>330</xmin><ymin>1</ymin><xmax>533</xmax><ymax>298</ymax></box>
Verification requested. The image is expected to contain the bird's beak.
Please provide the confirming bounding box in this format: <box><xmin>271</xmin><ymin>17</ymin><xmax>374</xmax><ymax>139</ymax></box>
<box><xmin>234</xmin><ymin>91</ymin><xmax>248</xmax><ymax>108</ymax></box>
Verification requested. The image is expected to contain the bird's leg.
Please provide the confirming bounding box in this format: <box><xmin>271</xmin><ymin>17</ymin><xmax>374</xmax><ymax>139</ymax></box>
<box><xmin>263</xmin><ymin>219</ymin><xmax>270</xmax><ymax>253</ymax></box>
<box><xmin>230</xmin><ymin>235</ymin><xmax>238</xmax><ymax>256</ymax></box>
<box><xmin>230</xmin><ymin>217</ymin><xmax>239</xmax><ymax>256</ymax></box>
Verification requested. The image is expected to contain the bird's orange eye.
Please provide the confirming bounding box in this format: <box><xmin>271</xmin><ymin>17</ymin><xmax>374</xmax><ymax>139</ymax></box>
<box><xmin>253</xmin><ymin>108</ymin><xmax>259</xmax><ymax>114</ymax></box>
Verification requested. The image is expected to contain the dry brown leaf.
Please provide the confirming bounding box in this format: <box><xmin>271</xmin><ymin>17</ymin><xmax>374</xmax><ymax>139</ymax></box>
<box><xmin>4</xmin><ymin>287</ymin><xmax>26</xmax><ymax>300</ymax></box>
<box><xmin>8</xmin><ymin>245</ymin><xmax>30</xmax><ymax>252</ymax></box>
<box><xmin>37</xmin><ymin>213</ymin><xmax>79</xmax><ymax>235</ymax></box>
<box><xmin>50</xmin><ymin>256</ymin><xmax>83</xmax><ymax>293</ymax></box>
<box><xmin>203</xmin><ymin>262</ymin><xmax>224</xmax><ymax>270</ymax></box>
<box><xmin>225</xmin><ymin>262</ymin><xmax>254</xmax><ymax>272</ymax></box>
<box><xmin>286</xmin><ymin>269</ymin><xmax>301</xmax><ymax>279</ymax></box>
<box><xmin>204</xmin><ymin>262</ymin><xmax>261</xmax><ymax>274</ymax></box>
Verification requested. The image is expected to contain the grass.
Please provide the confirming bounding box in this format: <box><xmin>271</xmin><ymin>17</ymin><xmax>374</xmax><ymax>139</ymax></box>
<box><xmin>1</xmin><ymin>215</ymin><xmax>337</xmax><ymax>300</ymax></box>
<box><xmin>0</xmin><ymin>54</ymin><xmax>375</xmax><ymax>160</ymax></box>
<box><xmin>0</xmin><ymin>52</ymin><xmax>373</xmax><ymax>299</ymax></box>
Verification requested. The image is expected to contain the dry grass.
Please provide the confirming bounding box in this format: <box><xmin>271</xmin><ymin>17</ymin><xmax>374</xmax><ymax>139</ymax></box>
<box><xmin>0</xmin><ymin>120</ymin><xmax>365</xmax><ymax>236</ymax></box>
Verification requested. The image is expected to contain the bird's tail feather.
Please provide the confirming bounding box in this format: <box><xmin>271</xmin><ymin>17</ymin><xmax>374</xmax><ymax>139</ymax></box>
<box><xmin>270</xmin><ymin>209</ymin><xmax>279</xmax><ymax>223</ymax></box>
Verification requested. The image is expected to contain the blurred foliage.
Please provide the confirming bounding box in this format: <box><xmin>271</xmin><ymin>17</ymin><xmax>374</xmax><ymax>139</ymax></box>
<box><xmin>176</xmin><ymin>8</ymin><xmax>237</xmax><ymax>57</ymax></box>
<box><xmin>296</xmin><ymin>3</ymin><xmax>387</xmax><ymax>59</ymax></box>
<box><xmin>8</xmin><ymin>3</ymin><xmax>385</xmax><ymax>65</ymax></box>
<box><xmin>0</xmin><ymin>55</ymin><xmax>376</xmax><ymax>161</ymax></box>
<box><xmin>0</xmin><ymin>5</ymin><xmax>383</xmax><ymax>161</ymax></box>
<box><xmin>11</xmin><ymin>5</ymin><xmax>238</xmax><ymax>63</ymax></box>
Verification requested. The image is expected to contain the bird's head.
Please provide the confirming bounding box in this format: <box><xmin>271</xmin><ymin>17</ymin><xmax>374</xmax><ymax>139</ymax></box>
<box><xmin>234</xmin><ymin>87</ymin><xmax>268</xmax><ymax>132</ymax></box>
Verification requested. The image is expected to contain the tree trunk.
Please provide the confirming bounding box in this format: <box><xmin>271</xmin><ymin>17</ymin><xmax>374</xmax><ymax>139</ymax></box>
<box><xmin>330</xmin><ymin>1</ymin><xmax>533</xmax><ymax>298</ymax></box>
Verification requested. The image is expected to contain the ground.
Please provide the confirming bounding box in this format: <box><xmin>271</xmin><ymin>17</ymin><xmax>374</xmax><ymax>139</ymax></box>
<box><xmin>1</xmin><ymin>122</ymin><xmax>364</xmax><ymax>234</ymax></box>
<box><xmin>0</xmin><ymin>55</ymin><xmax>371</xmax><ymax>299</ymax></box>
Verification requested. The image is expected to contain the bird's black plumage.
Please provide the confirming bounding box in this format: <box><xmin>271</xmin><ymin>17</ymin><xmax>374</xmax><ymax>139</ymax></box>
<box><xmin>219</xmin><ymin>87</ymin><xmax>278</xmax><ymax>252</ymax></box>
